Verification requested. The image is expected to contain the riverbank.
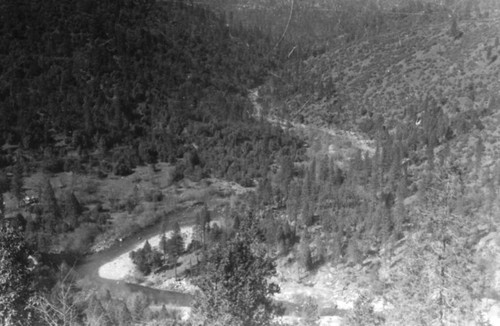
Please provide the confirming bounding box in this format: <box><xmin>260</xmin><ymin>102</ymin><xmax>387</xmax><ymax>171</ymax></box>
<box><xmin>98</xmin><ymin>225</ymin><xmax>200</xmax><ymax>296</ymax></box>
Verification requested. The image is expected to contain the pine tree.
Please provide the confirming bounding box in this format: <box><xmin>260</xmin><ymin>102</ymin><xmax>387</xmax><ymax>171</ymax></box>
<box><xmin>286</xmin><ymin>179</ymin><xmax>302</xmax><ymax>230</ymax></box>
<box><xmin>191</xmin><ymin>216</ymin><xmax>281</xmax><ymax>326</ymax></box>
<box><xmin>159</xmin><ymin>233</ymin><xmax>168</xmax><ymax>262</ymax></box>
<box><xmin>130</xmin><ymin>241</ymin><xmax>155</xmax><ymax>275</ymax></box>
<box><xmin>330</xmin><ymin>231</ymin><xmax>342</xmax><ymax>262</ymax></box>
<box><xmin>276</xmin><ymin>226</ymin><xmax>287</xmax><ymax>255</ymax></box>
<box><xmin>278</xmin><ymin>154</ymin><xmax>294</xmax><ymax>196</ymax></box>
<box><xmin>40</xmin><ymin>176</ymin><xmax>62</xmax><ymax>232</ymax></box>
<box><xmin>393</xmin><ymin>178</ymin><xmax>408</xmax><ymax>239</ymax></box>
<box><xmin>475</xmin><ymin>137</ymin><xmax>485</xmax><ymax>174</ymax></box>
<box><xmin>158</xmin><ymin>304</ymin><xmax>168</xmax><ymax>320</ymax></box>
<box><xmin>197</xmin><ymin>204</ymin><xmax>211</xmax><ymax>248</ymax></box>
<box><xmin>0</xmin><ymin>193</ymin><xmax>5</xmax><ymax>220</ymax></box>
<box><xmin>171</xmin><ymin>222</ymin><xmax>184</xmax><ymax>257</ymax></box>
<box><xmin>63</xmin><ymin>192</ymin><xmax>82</xmax><ymax>229</ymax></box>
<box><xmin>10</xmin><ymin>162</ymin><xmax>23</xmax><ymax>206</ymax></box>
<box><xmin>233</xmin><ymin>215</ymin><xmax>240</xmax><ymax>230</ymax></box>
<box><xmin>301</xmin><ymin>200</ymin><xmax>315</xmax><ymax>227</ymax></box>
<box><xmin>167</xmin><ymin>222</ymin><xmax>184</xmax><ymax>279</ymax></box>
<box><xmin>143</xmin><ymin>240</ymin><xmax>152</xmax><ymax>254</ymax></box>
<box><xmin>130</xmin><ymin>293</ymin><xmax>148</xmax><ymax>324</ymax></box>
<box><xmin>299</xmin><ymin>236</ymin><xmax>313</xmax><ymax>271</ymax></box>
<box><xmin>450</xmin><ymin>15</ymin><xmax>461</xmax><ymax>39</ymax></box>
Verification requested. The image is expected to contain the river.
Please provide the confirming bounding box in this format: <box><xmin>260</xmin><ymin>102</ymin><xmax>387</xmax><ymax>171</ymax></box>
<box><xmin>75</xmin><ymin>206</ymin><xmax>197</xmax><ymax>306</ymax></box>
<box><xmin>74</xmin><ymin>203</ymin><xmax>299</xmax><ymax>315</ymax></box>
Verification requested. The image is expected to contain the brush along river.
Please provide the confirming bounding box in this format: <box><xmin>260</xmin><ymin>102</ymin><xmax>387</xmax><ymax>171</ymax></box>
<box><xmin>74</xmin><ymin>203</ymin><xmax>305</xmax><ymax>318</ymax></box>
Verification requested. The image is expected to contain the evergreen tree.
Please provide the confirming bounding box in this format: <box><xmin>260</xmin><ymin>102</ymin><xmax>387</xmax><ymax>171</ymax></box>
<box><xmin>0</xmin><ymin>193</ymin><xmax>5</xmax><ymax>220</ymax></box>
<box><xmin>191</xmin><ymin>215</ymin><xmax>282</xmax><ymax>326</ymax></box>
<box><xmin>169</xmin><ymin>222</ymin><xmax>185</xmax><ymax>258</ymax></box>
<box><xmin>278</xmin><ymin>154</ymin><xmax>294</xmax><ymax>197</ymax></box>
<box><xmin>450</xmin><ymin>15</ymin><xmax>461</xmax><ymax>39</ymax></box>
<box><xmin>286</xmin><ymin>179</ymin><xmax>302</xmax><ymax>230</ymax></box>
<box><xmin>158</xmin><ymin>304</ymin><xmax>168</xmax><ymax>320</ymax></box>
<box><xmin>130</xmin><ymin>293</ymin><xmax>148</xmax><ymax>324</ymax></box>
<box><xmin>10</xmin><ymin>162</ymin><xmax>23</xmax><ymax>206</ymax></box>
<box><xmin>318</xmin><ymin>155</ymin><xmax>330</xmax><ymax>185</ymax></box>
<box><xmin>330</xmin><ymin>231</ymin><xmax>342</xmax><ymax>262</ymax></box>
<box><xmin>63</xmin><ymin>192</ymin><xmax>82</xmax><ymax>229</ymax></box>
<box><xmin>40</xmin><ymin>176</ymin><xmax>62</xmax><ymax>233</ymax></box>
<box><xmin>167</xmin><ymin>222</ymin><xmax>184</xmax><ymax>278</ymax></box>
<box><xmin>233</xmin><ymin>215</ymin><xmax>240</xmax><ymax>231</ymax></box>
<box><xmin>143</xmin><ymin>240</ymin><xmax>152</xmax><ymax>255</ymax></box>
<box><xmin>159</xmin><ymin>233</ymin><xmax>168</xmax><ymax>262</ymax></box>
<box><xmin>198</xmin><ymin>204</ymin><xmax>211</xmax><ymax>248</ymax></box>
<box><xmin>301</xmin><ymin>200</ymin><xmax>315</xmax><ymax>227</ymax></box>
<box><xmin>276</xmin><ymin>226</ymin><xmax>287</xmax><ymax>255</ymax></box>
<box><xmin>475</xmin><ymin>137</ymin><xmax>485</xmax><ymax>174</ymax></box>
<box><xmin>129</xmin><ymin>241</ymin><xmax>158</xmax><ymax>275</ymax></box>
<box><xmin>299</xmin><ymin>236</ymin><xmax>313</xmax><ymax>271</ymax></box>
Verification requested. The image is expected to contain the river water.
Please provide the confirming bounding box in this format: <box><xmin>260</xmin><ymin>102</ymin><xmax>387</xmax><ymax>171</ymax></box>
<box><xmin>74</xmin><ymin>203</ymin><xmax>297</xmax><ymax>314</ymax></box>
<box><xmin>75</xmin><ymin>206</ymin><xmax>196</xmax><ymax>306</ymax></box>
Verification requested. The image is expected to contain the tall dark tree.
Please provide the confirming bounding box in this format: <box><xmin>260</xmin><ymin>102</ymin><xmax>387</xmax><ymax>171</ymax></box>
<box><xmin>10</xmin><ymin>162</ymin><xmax>23</xmax><ymax>206</ymax></box>
<box><xmin>197</xmin><ymin>204</ymin><xmax>211</xmax><ymax>248</ymax></box>
<box><xmin>62</xmin><ymin>192</ymin><xmax>82</xmax><ymax>230</ymax></box>
<box><xmin>168</xmin><ymin>222</ymin><xmax>184</xmax><ymax>278</ymax></box>
<box><xmin>40</xmin><ymin>176</ymin><xmax>62</xmax><ymax>233</ymax></box>
<box><xmin>169</xmin><ymin>222</ymin><xmax>184</xmax><ymax>258</ymax></box>
<box><xmin>299</xmin><ymin>235</ymin><xmax>313</xmax><ymax>271</ymax></box>
<box><xmin>159</xmin><ymin>233</ymin><xmax>168</xmax><ymax>262</ymax></box>
<box><xmin>0</xmin><ymin>193</ymin><xmax>5</xmax><ymax>221</ymax></box>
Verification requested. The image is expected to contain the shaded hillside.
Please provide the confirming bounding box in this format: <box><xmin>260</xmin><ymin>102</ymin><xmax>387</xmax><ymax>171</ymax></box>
<box><xmin>0</xmin><ymin>0</ymin><xmax>304</xmax><ymax>184</ymax></box>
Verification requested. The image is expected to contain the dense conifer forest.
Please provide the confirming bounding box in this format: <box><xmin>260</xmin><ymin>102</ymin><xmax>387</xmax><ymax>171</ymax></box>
<box><xmin>1</xmin><ymin>0</ymin><xmax>500</xmax><ymax>325</ymax></box>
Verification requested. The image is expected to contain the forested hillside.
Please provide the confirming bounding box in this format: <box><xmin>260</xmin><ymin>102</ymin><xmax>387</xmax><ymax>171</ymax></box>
<box><xmin>2</xmin><ymin>0</ymin><xmax>500</xmax><ymax>325</ymax></box>
<box><xmin>0</xmin><ymin>0</ymin><xmax>304</xmax><ymax>185</ymax></box>
<box><xmin>0</xmin><ymin>1</ymin><xmax>307</xmax><ymax>324</ymax></box>
<box><xmin>248</xmin><ymin>0</ymin><xmax>500</xmax><ymax>325</ymax></box>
